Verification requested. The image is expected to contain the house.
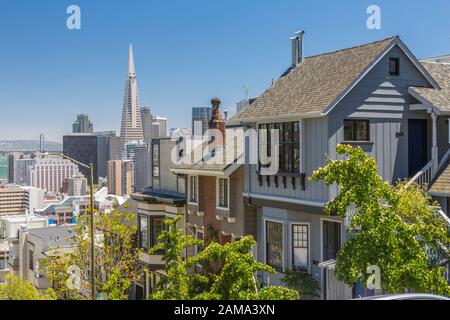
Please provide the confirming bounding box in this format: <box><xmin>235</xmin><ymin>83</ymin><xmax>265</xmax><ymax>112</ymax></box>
<box><xmin>172</xmin><ymin>98</ymin><xmax>257</xmax><ymax>247</ymax></box>
<box><xmin>130</xmin><ymin>138</ymin><xmax>186</xmax><ymax>299</ymax></box>
<box><xmin>0</xmin><ymin>214</ymin><xmax>48</xmax><ymax>275</ymax></box>
<box><xmin>228</xmin><ymin>32</ymin><xmax>450</xmax><ymax>299</ymax></box>
<box><xmin>18</xmin><ymin>225</ymin><xmax>75</xmax><ymax>290</ymax></box>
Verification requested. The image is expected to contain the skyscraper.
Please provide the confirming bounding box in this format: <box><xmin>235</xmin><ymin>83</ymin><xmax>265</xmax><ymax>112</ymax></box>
<box><xmin>192</xmin><ymin>107</ymin><xmax>212</xmax><ymax>137</ymax></box>
<box><xmin>140</xmin><ymin>107</ymin><xmax>153</xmax><ymax>144</ymax></box>
<box><xmin>120</xmin><ymin>44</ymin><xmax>144</xmax><ymax>153</ymax></box>
<box><xmin>96</xmin><ymin>131</ymin><xmax>120</xmax><ymax>179</ymax></box>
<box><xmin>72</xmin><ymin>114</ymin><xmax>94</xmax><ymax>133</ymax></box>
<box><xmin>107</xmin><ymin>160</ymin><xmax>133</xmax><ymax>196</ymax></box>
<box><xmin>29</xmin><ymin>157</ymin><xmax>81</xmax><ymax>193</ymax></box>
<box><xmin>63</xmin><ymin>133</ymin><xmax>98</xmax><ymax>183</ymax></box>
<box><xmin>152</xmin><ymin>116</ymin><xmax>168</xmax><ymax>138</ymax></box>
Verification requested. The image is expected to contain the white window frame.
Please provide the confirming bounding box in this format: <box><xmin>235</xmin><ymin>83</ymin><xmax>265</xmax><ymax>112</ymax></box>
<box><xmin>263</xmin><ymin>218</ymin><xmax>285</xmax><ymax>272</ymax></box>
<box><xmin>320</xmin><ymin>217</ymin><xmax>343</xmax><ymax>262</ymax></box>
<box><xmin>289</xmin><ymin>221</ymin><xmax>311</xmax><ymax>274</ymax></box>
<box><xmin>187</xmin><ymin>175</ymin><xmax>199</xmax><ymax>205</ymax></box>
<box><xmin>216</xmin><ymin>177</ymin><xmax>230</xmax><ymax>210</ymax></box>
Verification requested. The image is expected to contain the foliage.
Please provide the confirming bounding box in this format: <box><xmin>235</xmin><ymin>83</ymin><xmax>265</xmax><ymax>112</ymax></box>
<box><xmin>280</xmin><ymin>269</ymin><xmax>321</xmax><ymax>297</ymax></box>
<box><xmin>149</xmin><ymin>215</ymin><xmax>202</xmax><ymax>300</ymax></box>
<box><xmin>310</xmin><ymin>144</ymin><xmax>450</xmax><ymax>295</ymax></box>
<box><xmin>150</xmin><ymin>217</ymin><xmax>299</xmax><ymax>300</ymax></box>
<box><xmin>43</xmin><ymin>209</ymin><xmax>142</xmax><ymax>300</ymax></box>
<box><xmin>0</xmin><ymin>274</ymin><xmax>56</xmax><ymax>300</ymax></box>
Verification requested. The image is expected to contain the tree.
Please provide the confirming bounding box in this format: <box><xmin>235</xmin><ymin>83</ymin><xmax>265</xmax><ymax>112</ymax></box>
<box><xmin>0</xmin><ymin>274</ymin><xmax>56</xmax><ymax>300</ymax></box>
<box><xmin>310</xmin><ymin>144</ymin><xmax>450</xmax><ymax>295</ymax></box>
<box><xmin>280</xmin><ymin>269</ymin><xmax>321</xmax><ymax>298</ymax></box>
<box><xmin>43</xmin><ymin>209</ymin><xmax>143</xmax><ymax>300</ymax></box>
<box><xmin>150</xmin><ymin>216</ymin><xmax>299</xmax><ymax>300</ymax></box>
<box><xmin>149</xmin><ymin>215</ymin><xmax>202</xmax><ymax>300</ymax></box>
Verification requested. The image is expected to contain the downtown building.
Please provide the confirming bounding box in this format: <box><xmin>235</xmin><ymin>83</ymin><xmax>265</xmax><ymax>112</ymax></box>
<box><xmin>107</xmin><ymin>160</ymin><xmax>133</xmax><ymax>196</ymax></box>
<box><xmin>63</xmin><ymin>133</ymin><xmax>98</xmax><ymax>183</ymax></box>
<box><xmin>72</xmin><ymin>114</ymin><xmax>94</xmax><ymax>133</ymax></box>
<box><xmin>120</xmin><ymin>44</ymin><xmax>144</xmax><ymax>156</ymax></box>
<box><xmin>0</xmin><ymin>184</ymin><xmax>45</xmax><ymax>216</ymax></box>
<box><xmin>29</xmin><ymin>157</ymin><xmax>81</xmax><ymax>194</ymax></box>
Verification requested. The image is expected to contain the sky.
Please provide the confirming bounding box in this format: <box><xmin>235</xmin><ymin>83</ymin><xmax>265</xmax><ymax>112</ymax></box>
<box><xmin>1</xmin><ymin>0</ymin><xmax>450</xmax><ymax>142</ymax></box>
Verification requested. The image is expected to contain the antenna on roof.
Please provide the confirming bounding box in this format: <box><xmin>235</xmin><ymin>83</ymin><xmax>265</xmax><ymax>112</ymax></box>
<box><xmin>244</xmin><ymin>85</ymin><xmax>249</xmax><ymax>106</ymax></box>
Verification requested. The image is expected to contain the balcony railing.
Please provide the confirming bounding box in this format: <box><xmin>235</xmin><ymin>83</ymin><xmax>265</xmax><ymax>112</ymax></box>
<box><xmin>405</xmin><ymin>160</ymin><xmax>434</xmax><ymax>189</ymax></box>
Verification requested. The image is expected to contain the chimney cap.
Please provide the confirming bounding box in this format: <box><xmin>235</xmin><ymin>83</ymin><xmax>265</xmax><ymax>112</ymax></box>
<box><xmin>296</xmin><ymin>30</ymin><xmax>305</xmax><ymax>36</ymax></box>
<box><xmin>211</xmin><ymin>97</ymin><xmax>221</xmax><ymax>105</ymax></box>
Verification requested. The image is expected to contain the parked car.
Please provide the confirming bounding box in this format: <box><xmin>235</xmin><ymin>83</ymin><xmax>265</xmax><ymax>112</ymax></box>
<box><xmin>356</xmin><ymin>293</ymin><xmax>449</xmax><ymax>300</ymax></box>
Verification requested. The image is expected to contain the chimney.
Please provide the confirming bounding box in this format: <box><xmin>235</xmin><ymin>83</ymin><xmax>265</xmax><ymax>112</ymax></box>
<box><xmin>224</xmin><ymin>110</ymin><xmax>228</xmax><ymax>121</ymax></box>
<box><xmin>208</xmin><ymin>98</ymin><xmax>226</xmax><ymax>150</ymax></box>
<box><xmin>290</xmin><ymin>30</ymin><xmax>305</xmax><ymax>68</ymax></box>
<box><xmin>296</xmin><ymin>30</ymin><xmax>305</xmax><ymax>64</ymax></box>
<box><xmin>290</xmin><ymin>36</ymin><xmax>299</xmax><ymax>68</ymax></box>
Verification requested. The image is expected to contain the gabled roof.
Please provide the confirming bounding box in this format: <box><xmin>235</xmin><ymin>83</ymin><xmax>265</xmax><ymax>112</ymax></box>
<box><xmin>409</xmin><ymin>62</ymin><xmax>450</xmax><ymax>114</ymax></box>
<box><xmin>229</xmin><ymin>36</ymin><xmax>438</xmax><ymax>124</ymax></box>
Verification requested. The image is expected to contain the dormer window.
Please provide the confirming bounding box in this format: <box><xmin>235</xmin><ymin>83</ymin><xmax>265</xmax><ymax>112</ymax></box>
<box><xmin>389</xmin><ymin>57</ymin><xmax>400</xmax><ymax>76</ymax></box>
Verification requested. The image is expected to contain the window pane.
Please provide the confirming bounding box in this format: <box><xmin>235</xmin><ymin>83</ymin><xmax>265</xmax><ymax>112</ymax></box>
<box><xmin>283</xmin><ymin>123</ymin><xmax>292</xmax><ymax>142</ymax></box>
<box><xmin>293</xmin><ymin>122</ymin><xmax>299</xmax><ymax>142</ymax></box>
<box><xmin>292</xmin><ymin>224</ymin><xmax>308</xmax><ymax>270</ymax></box>
<box><xmin>389</xmin><ymin>58</ymin><xmax>399</xmax><ymax>75</ymax></box>
<box><xmin>218</xmin><ymin>178</ymin><xmax>228</xmax><ymax>208</ymax></box>
<box><xmin>266</xmin><ymin>221</ymin><xmax>283</xmax><ymax>271</ymax></box>
<box><xmin>150</xmin><ymin>217</ymin><xmax>164</xmax><ymax>247</ymax></box>
<box><xmin>284</xmin><ymin>144</ymin><xmax>292</xmax><ymax>172</ymax></box>
<box><xmin>139</xmin><ymin>215</ymin><xmax>149</xmax><ymax>250</ymax></box>
<box><xmin>355</xmin><ymin>120</ymin><xmax>369</xmax><ymax>141</ymax></box>
<box><xmin>293</xmin><ymin>143</ymin><xmax>299</xmax><ymax>172</ymax></box>
<box><xmin>344</xmin><ymin>120</ymin><xmax>354</xmax><ymax>141</ymax></box>
<box><xmin>189</xmin><ymin>176</ymin><xmax>197</xmax><ymax>203</ymax></box>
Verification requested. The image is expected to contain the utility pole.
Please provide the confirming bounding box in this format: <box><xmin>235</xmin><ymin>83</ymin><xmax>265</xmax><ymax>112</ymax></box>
<box><xmin>48</xmin><ymin>153</ymin><xmax>96</xmax><ymax>299</ymax></box>
<box><xmin>89</xmin><ymin>163</ymin><xmax>95</xmax><ymax>300</ymax></box>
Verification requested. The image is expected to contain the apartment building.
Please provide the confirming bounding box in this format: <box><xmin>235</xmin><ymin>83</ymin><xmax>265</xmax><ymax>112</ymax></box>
<box><xmin>0</xmin><ymin>185</ymin><xmax>44</xmax><ymax>216</ymax></box>
<box><xmin>130</xmin><ymin>137</ymin><xmax>186</xmax><ymax>299</ymax></box>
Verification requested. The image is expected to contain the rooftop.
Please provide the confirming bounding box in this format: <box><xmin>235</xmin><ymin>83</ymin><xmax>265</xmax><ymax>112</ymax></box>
<box><xmin>229</xmin><ymin>36</ymin><xmax>399</xmax><ymax>123</ymax></box>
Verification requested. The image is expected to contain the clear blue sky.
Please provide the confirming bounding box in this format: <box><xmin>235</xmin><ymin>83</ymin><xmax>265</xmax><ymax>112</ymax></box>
<box><xmin>1</xmin><ymin>0</ymin><xmax>449</xmax><ymax>142</ymax></box>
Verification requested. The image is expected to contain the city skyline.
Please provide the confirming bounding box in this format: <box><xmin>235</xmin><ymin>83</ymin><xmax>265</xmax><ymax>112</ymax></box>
<box><xmin>1</xmin><ymin>0</ymin><xmax>450</xmax><ymax>142</ymax></box>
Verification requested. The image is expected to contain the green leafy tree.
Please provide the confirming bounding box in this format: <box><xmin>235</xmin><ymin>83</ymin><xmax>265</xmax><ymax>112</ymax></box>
<box><xmin>43</xmin><ymin>209</ymin><xmax>143</xmax><ymax>300</ymax></box>
<box><xmin>280</xmin><ymin>269</ymin><xmax>321</xmax><ymax>298</ymax></box>
<box><xmin>0</xmin><ymin>274</ymin><xmax>56</xmax><ymax>300</ymax></box>
<box><xmin>149</xmin><ymin>215</ymin><xmax>202</xmax><ymax>300</ymax></box>
<box><xmin>150</xmin><ymin>216</ymin><xmax>299</xmax><ymax>300</ymax></box>
<box><xmin>310</xmin><ymin>144</ymin><xmax>450</xmax><ymax>295</ymax></box>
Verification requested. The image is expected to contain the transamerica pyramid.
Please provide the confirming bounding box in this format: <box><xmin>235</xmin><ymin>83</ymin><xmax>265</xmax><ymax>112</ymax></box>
<box><xmin>120</xmin><ymin>44</ymin><xmax>144</xmax><ymax>154</ymax></box>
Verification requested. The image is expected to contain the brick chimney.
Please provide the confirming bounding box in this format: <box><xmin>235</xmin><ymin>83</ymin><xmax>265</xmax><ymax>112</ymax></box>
<box><xmin>208</xmin><ymin>97</ymin><xmax>226</xmax><ymax>149</ymax></box>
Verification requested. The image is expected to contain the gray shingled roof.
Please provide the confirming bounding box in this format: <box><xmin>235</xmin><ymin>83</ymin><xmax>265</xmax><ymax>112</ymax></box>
<box><xmin>410</xmin><ymin>62</ymin><xmax>450</xmax><ymax>112</ymax></box>
<box><xmin>28</xmin><ymin>226</ymin><xmax>76</xmax><ymax>247</ymax></box>
<box><xmin>228</xmin><ymin>36</ymin><xmax>398</xmax><ymax>123</ymax></box>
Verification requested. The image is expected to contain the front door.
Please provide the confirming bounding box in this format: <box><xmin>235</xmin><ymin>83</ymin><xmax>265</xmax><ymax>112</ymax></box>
<box><xmin>408</xmin><ymin>119</ymin><xmax>427</xmax><ymax>176</ymax></box>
